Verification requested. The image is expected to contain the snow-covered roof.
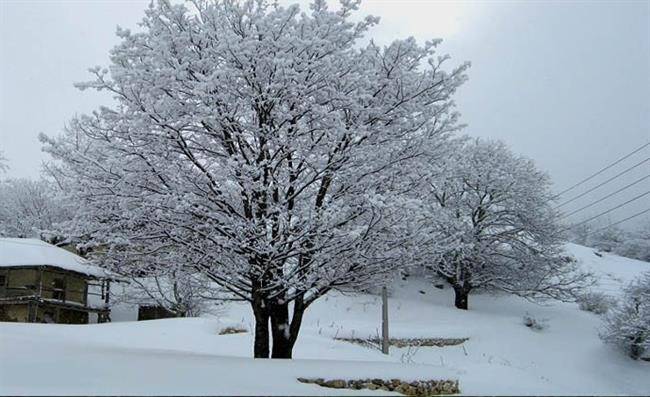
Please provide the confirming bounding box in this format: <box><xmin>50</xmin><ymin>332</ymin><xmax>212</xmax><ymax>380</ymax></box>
<box><xmin>0</xmin><ymin>238</ymin><xmax>112</xmax><ymax>278</ymax></box>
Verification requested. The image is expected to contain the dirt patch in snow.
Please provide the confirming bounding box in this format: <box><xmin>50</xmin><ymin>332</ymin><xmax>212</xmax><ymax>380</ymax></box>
<box><xmin>218</xmin><ymin>326</ymin><xmax>248</xmax><ymax>335</ymax></box>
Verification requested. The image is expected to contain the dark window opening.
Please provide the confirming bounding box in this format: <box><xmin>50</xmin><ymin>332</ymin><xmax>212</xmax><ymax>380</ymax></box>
<box><xmin>52</xmin><ymin>278</ymin><xmax>65</xmax><ymax>301</ymax></box>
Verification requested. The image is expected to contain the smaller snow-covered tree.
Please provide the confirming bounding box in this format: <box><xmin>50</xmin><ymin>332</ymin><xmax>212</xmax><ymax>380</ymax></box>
<box><xmin>614</xmin><ymin>223</ymin><xmax>650</xmax><ymax>262</ymax></box>
<box><xmin>567</xmin><ymin>223</ymin><xmax>591</xmax><ymax>246</ymax></box>
<box><xmin>0</xmin><ymin>178</ymin><xmax>71</xmax><ymax>240</ymax></box>
<box><xmin>419</xmin><ymin>138</ymin><xmax>591</xmax><ymax>309</ymax></box>
<box><xmin>589</xmin><ymin>225</ymin><xmax>625</xmax><ymax>253</ymax></box>
<box><xmin>113</xmin><ymin>269</ymin><xmax>224</xmax><ymax>318</ymax></box>
<box><xmin>601</xmin><ymin>272</ymin><xmax>650</xmax><ymax>360</ymax></box>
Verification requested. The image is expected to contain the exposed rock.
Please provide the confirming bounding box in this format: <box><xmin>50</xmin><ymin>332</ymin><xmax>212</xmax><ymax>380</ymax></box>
<box><xmin>324</xmin><ymin>380</ymin><xmax>346</xmax><ymax>389</ymax></box>
<box><xmin>336</xmin><ymin>336</ymin><xmax>469</xmax><ymax>349</ymax></box>
<box><xmin>295</xmin><ymin>377</ymin><xmax>460</xmax><ymax>395</ymax></box>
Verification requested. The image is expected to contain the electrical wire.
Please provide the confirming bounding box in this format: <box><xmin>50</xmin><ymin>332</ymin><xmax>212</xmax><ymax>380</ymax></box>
<box><xmin>560</xmin><ymin>174</ymin><xmax>650</xmax><ymax>219</ymax></box>
<box><xmin>580</xmin><ymin>208</ymin><xmax>650</xmax><ymax>237</ymax></box>
<box><xmin>569</xmin><ymin>190</ymin><xmax>650</xmax><ymax>229</ymax></box>
<box><xmin>556</xmin><ymin>157</ymin><xmax>649</xmax><ymax>208</ymax></box>
<box><xmin>554</xmin><ymin>141</ymin><xmax>649</xmax><ymax>198</ymax></box>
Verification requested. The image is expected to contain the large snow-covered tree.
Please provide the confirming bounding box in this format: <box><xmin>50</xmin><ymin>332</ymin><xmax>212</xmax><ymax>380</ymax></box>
<box><xmin>418</xmin><ymin>138</ymin><xmax>590</xmax><ymax>309</ymax></box>
<box><xmin>41</xmin><ymin>0</ymin><xmax>468</xmax><ymax>358</ymax></box>
<box><xmin>0</xmin><ymin>178</ymin><xmax>71</xmax><ymax>240</ymax></box>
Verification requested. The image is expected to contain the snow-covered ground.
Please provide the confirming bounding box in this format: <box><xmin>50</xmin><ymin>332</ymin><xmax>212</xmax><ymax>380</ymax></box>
<box><xmin>1</xmin><ymin>244</ymin><xmax>649</xmax><ymax>395</ymax></box>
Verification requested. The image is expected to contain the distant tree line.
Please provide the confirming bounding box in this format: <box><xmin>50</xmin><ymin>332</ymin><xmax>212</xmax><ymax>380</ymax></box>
<box><xmin>570</xmin><ymin>223</ymin><xmax>650</xmax><ymax>262</ymax></box>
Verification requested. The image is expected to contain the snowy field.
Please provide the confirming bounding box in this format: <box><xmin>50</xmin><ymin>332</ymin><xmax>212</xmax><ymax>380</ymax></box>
<box><xmin>1</xmin><ymin>243</ymin><xmax>649</xmax><ymax>396</ymax></box>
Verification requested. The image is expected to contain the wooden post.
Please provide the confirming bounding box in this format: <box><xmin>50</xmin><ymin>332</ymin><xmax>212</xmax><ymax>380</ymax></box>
<box><xmin>104</xmin><ymin>280</ymin><xmax>111</xmax><ymax>323</ymax></box>
<box><xmin>381</xmin><ymin>286</ymin><xmax>389</xmax><ymax>355</ymax></box>
<box><xmin>27</xmin><ymin>301</ymin><xmax>37</xmax><ymax>323</ymax></box>
<box><xmin>37</xmin><ymin>267</ymin><xmax>43</xmax><ymax>298</ymax></box>
<box><xmin>105</xmin><ymin>281</ymin><xmax>111</xmax><ymax>305</ymax></box>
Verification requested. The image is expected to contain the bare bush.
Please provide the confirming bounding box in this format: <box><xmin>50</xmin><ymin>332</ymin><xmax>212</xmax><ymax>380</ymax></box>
<box><xmin>523</xmin><ymin>313</ymin><xmax>548</xmax><ymax>331</ymax></box>
<box><xmin>577</xmin><ymin>291</ymin><xmax>616</xmax><ymax>315</ymax></box>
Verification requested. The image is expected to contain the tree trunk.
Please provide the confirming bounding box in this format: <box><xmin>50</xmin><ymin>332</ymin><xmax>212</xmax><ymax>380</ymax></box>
<box><xmin>630</xmin><ymin>332</ymin><xmax>644</xmax><ymax>360</ymax></box>
<box><xmin>252</xmin><ymin>302</ymin><xmax>270</xmax><ymax>358</ymax></box>
<box><xmin>270</xmin><ymin>302</ymin><xmax>292</xmax><ymax>358</ymax></box>
<box><xmin>453</xmin><ymin>285</ymin><xmax>470</xmax><ymax>310</ymax></box>
<box><xmin>269</xmin><ymin>297</ymin><xmax>307</xmax><ymax>359</ymax></box>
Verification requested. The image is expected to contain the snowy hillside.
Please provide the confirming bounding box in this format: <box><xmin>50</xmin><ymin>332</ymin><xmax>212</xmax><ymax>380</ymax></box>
<box><xmin>1</xmin><ymin>244</ymin><xmax>648</xmax><ymax>395</ymax></box>
<box><xmin>567</xmin><ymin>242</ymin><xmax>650</xmax><ymax>297</ymax></box>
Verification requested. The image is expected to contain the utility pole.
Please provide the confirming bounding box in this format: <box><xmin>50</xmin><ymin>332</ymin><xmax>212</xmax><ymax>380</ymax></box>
<box><xmin>381</xmin><ymin>285</ymin><xmax>389</xmax><ymax>354</ymax></box>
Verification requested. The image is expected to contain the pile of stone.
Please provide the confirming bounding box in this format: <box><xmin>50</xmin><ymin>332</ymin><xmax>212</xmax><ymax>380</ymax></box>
<box><xmin>335</xmin><ymin>337</ymin><xmax>468</xmax><ymax>348</ymax></box>
<box><xmin>296</xmin><ymin>377</ymin><xmax>460</xmax><ymax>395</ymax></box>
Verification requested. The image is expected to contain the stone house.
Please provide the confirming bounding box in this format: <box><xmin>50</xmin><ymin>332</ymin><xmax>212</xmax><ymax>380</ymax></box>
<box><xmin>0</xmin><ymin>238</ymin><xmax>117</xmax><ymax>324</ymax></box>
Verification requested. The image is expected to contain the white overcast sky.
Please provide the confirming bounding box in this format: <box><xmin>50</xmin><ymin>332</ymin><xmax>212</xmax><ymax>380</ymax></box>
<box><xmin>0</xmin><ymin>0</ymin><xmax>649</xmax><ymax>229</ymax></box>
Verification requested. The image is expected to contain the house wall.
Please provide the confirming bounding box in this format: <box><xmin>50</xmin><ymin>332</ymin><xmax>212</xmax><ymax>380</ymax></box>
<box><xmin>0</xmin><ymin>268</ymin><xmax>87</xmax><ymax>304</ymax></box>
<box><xmin>0</xmin><ymin>269</ymin><xmax>6</xmax><ymax>296</ymax></box>
<box><xmin>35</xmin><ymin>304</ymin><xmax>89</xmax><ymax>324</ymax></box>
<box><xmin>3</xmin><ymin>269</ymin><xmax>37</xmax><ymax>298</ymax></box>
<box><xmin>0</xmin><ymin>267</ymin><xmax>100</xmax><ymax>324</ymax></box>
<box><xmin>0</xmin><ymin>304</ymin><xmax>29</xmax><ymax>322</ymax></box>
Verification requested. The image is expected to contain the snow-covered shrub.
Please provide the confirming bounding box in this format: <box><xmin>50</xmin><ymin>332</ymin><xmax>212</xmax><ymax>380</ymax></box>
<box><xmin>523</xmin><ymin>313</ymin><xmax>548</xmax><ymax>331</ymax></box>
<box><xmin>577</xmin><ymin>291</ymin><xmax>615</xmax><ymax>315</ymax></box>
<box><xmin>600</xmin><ymin>272</ymin><xmax>650</xmax><ymax>360</ymax></box>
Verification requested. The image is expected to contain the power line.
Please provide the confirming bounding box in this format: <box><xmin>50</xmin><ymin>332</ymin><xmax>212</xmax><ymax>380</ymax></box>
<box><xmin>569</xmin><ymin>190</ymin><xmax>650</xmax><ymax>229</ymax></box>
<box><xmin>554</xmin><ymin>141</ymin><xmax>649</xmax><ymax>198</ymax></box>
<box><xmin>582</xmin><ymin>208</ymin><xmax>650</xmax><ymax>237</ymax></box>
<box><xmin>556</xmin><ymin>157</ymin><xmax>649</xmax><ymax>208</ymax></box>
<box><xmin>560</xmin><ymin>174</ymin><xmax>650</xmax><ymax>219</ymax></box>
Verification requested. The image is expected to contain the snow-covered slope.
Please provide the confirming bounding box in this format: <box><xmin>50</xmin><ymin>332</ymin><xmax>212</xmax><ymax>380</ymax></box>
<box><xmin>567</xmin><ymin>242</ymin><xmax>650</xmax><ymax>297</ymax></box>
<box><xmin>0</xmin><ymin>244</ymin><xmax>648</xmax><ymax>395</ymax></box>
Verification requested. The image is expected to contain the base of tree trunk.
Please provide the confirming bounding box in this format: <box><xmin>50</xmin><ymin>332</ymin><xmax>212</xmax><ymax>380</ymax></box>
<box><xmin>270</xmin><ymin>302</ymin><xmax>297</xmax><ymax>359</ymax></box>
<box><xmin>271</xmin><ymin>344</ymin><xmax>293</xmax><ymax>359</ymax></box>
<box><xmin>253</xmin><ymin>304</ymin><xmax>270</xmax><ymax>359</ymax></box>
<box><xmin>453</xmin><ymin>287</ymin><xmax>469</xmax><ymax>310</ymax></box>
